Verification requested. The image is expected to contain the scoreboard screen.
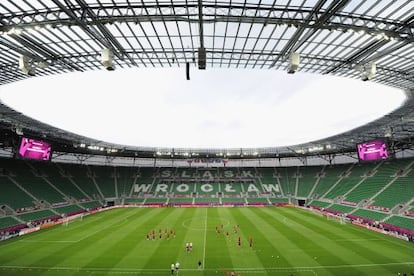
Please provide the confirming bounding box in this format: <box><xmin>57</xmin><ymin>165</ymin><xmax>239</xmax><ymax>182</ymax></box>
<box><xmin>357</xmin><ymin>139</ymin><xmax>389</xmax><ymax>161</ymax></box>
<box><xmin>17</xmin><ymin>137</ymin><xmax>52</xmax><ymax>161</ymax></box>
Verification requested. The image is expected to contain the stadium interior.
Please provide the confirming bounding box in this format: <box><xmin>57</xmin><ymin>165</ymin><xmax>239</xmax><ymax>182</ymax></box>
<box><xmin>0</xmin><ymin>0</ymin><xmax>414</xmax><ymax>268</ymax></box>
<box><xmin>0</xmin><ymin>156</ymin><xmax>414</xmax><ymax>237</ymax></box>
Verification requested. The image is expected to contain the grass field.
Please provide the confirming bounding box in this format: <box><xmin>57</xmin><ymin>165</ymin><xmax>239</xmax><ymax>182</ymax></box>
<box><xmin>0</xmin><ymin>207</ymin><xmax>413</xmax><ymax>276</ymax></box>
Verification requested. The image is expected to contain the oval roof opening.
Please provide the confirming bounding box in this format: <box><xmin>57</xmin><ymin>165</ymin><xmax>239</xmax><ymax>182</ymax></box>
<box><xmin>0</xmin><ymin>68</ymin><xmax>407</xmax><ymax>149</ymax></box>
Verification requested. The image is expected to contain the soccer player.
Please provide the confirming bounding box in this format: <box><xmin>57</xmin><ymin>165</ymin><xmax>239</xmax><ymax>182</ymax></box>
<box><xmin>249</xmin><ymin>237</ymin><xmax>253</xmax><ymax>248</ymax></box>
<box><xmin>238</xmin><ymin>236</ymin><xmax>241</xmax><ymax>247</ymax></box>
<box><xmin>198</xmin><ymin>260</ymin><xmax>202</xmax><ymax>269</ymax></box>
<box><xmin>175</xmin><ymin>262</ymin><xmax>180</xmax><ymax>273</ymax></box>
<box><xmin>171</xmin><ymin>263</ymin><xmax>175</xmax><ymax>275</ymax></box>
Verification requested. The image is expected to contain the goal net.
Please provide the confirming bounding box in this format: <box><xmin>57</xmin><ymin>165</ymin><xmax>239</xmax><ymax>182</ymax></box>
<box><xmin>62</xmin><ymin>214</ymin><xmax>84</xmax><ymax>227</ymax></box>
<box><xmin>326</xmin><ymin>213</ymin><xmax>348</xmax><ymax>224</ymax></box>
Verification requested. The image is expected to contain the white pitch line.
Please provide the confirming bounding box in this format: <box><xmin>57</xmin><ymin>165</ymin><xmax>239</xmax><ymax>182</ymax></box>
<box><xmin>0</xmin><ymin>262</ymin><xmax>413</xmax><ymax>273</ymax></box>
<box><xmin>18</xmin><ymin>240</ymin><xmax>75</xmax><ymax>243</ymax></box>
<box><xmin>202</xmin><ymin>207</ymin><xmax>208</xmax><ymax>269</ymax></box>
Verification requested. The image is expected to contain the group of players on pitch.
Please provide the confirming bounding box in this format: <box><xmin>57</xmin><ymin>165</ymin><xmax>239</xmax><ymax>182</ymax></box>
<box><xmin>151</xmin><ymin>224</ymin><xmax>249</xmax><ymax>275</ymax></box>
<box><xmin>146</xmin><ymin>228</ymin><xmax>176</xmax><ymax>240</ymax></box>
<box><xmin>215</xmin><ymin>224</ymin><xmax>254</xmax><ymax>248</ymax></box>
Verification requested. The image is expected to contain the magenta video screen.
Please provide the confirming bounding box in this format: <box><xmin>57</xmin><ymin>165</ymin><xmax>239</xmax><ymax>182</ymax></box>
<box><xmin>17</xmin><ymin>137</ymin><xmax>52</xmax><ymax>161</ymax></box>
<box><xmin>357</xmin><ymin>140</ymin><xmax>389</xmax><ymax>161</ymax></box>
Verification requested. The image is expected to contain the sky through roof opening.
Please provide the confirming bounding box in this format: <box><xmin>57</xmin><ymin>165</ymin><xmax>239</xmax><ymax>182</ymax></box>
<box><xmin>0</xmin><ymin>68</ymin><xmax>407</xmax><ymax>148</ymax></box>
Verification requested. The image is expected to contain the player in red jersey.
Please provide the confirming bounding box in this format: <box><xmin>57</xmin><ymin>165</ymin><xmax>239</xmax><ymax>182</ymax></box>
<box><xmin>249</xmin><ymin>237</ymin><xmax>253</xmax><ymax>248</ymax></box>
<box><xmin>238</xmin><ymin>236</ymin><xmax>241</xmax><ymax>246</ymax></box>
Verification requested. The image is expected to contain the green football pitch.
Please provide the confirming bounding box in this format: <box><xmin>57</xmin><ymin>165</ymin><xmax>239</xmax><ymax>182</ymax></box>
<box><xmin>0</xmin><ymin>207</ymin><xmax>413</xmax><ymax>276</ymax></box>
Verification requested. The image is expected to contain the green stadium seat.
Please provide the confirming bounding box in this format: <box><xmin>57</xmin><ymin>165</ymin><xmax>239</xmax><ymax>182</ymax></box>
<box><xmin>309</xmin><ymin>200</ymin><xmax>331</xmax><ymax>208</ymax></box>
<box><xmin>328</xmin><ymin>204</ymin><xmax>355</xmax><ymax>213</ymax></box>
<box><xmin>54</xmin><ymin>204</ymin><xmax>84</xmax><ymax>215</ymax></box>
<box><xmin>312</xmin><ymin>164</ymin><xmax>350</xmax><ymax>198</ymax></box>
<box><xmin>296</xmin><ymin>166</ymin><xmax>322</xmax><ymax>198</ymax></box>
<box><xmin>0</xmin><ymin>176</ymin><xmax>35</xmax><ymax>209</ymax></box>
<box><xmin>386</xmin><ymin>215</ymin><xmax>414</xmax><ymax>231</ymax></box>
<box><xmin>324</xmin><ymin>162</ymin><xmax>378</xmax><ymax>201</ymax></box>
<box><xmin>17</xmin><ymin>209</ymin><xmax>56</xmax><ymax>222</ymax></box>
<box><xmin>372</xmin><ymin>169</ymin><xmax>414</xmax><ymax>209</ymax></box>
<box><xmin>352</xmin><ymin>209</ymin><xmax>388</xmax><ymax>222</ymax></box>
<box><xmin>0</xmin><ymin>216</ymin><xmax>20</xmax><ymax>230</ymax></box>
<box><xmin>91</xmin><ymin>166</ymin><xmax>116</xmax><ymax>198</ymax></box>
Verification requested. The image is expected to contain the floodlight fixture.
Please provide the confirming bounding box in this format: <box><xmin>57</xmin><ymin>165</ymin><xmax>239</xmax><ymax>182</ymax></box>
<box><xmin>287</xmin><ymin>52</ymin><xmax>300</xmax><ymax>74</ymax></box>
<box><xmin>101</xmin><ymin>48</ymin><xmax>115</xmax><ymax>71</ymax></box>
<box><xmin>361</xmin><ymin>63</ymin><xmax>376</xmax><ymax>81</ymax></box>
<box><xmin>18</xmin><ymin>56</ymin><xmax>35</xmax><ymax>76</ymax></box>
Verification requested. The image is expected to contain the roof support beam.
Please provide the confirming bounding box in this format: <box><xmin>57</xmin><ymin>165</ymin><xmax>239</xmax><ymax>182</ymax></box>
<box><xmin>197</xmin><ymin>0</ymin><xmax>206</xmax><ymax>69</ymax></box>
<box><xmin>74</xmin><ymin>0</ymin><xmax>137</xmax><ymax>66</ymax></box>
<box><xmin>326</xmin><ymin>13</ymin><xmax>414</xmax><ymax>75</ymax></box>
<box><xmin>270</xmin><ymin>0</ymin><xmax>350</xmax><ymax>68</ymax></box>
<box><xmin>0</xmin><ymin>36</ymin><xmax>44</xmax><ymax>62</ymax></box>
<box><xmin>8</xmin><ymin>34</ymin><xmax>83</xmax><ymax>72</ymax></box>
<box><xmin>198</xmin><ymin>0</ymin><xmax>204</xmax><ymax>49</ymax></box>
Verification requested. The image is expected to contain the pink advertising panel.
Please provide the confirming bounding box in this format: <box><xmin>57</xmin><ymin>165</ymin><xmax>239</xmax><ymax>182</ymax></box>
<box><xmin>18</xmin><ymin>137</ymin><xmax>52</xmax><ymax>161</ymax></box>
<box><xmin>357</xmin><ymin>140</ymin><xmax>389</xmax><ymax>161</ymax></box>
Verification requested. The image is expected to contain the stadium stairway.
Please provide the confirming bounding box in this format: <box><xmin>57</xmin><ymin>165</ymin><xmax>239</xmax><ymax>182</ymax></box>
<box><xmin>127</xmin><ymin>169</ymin><xmax>145</xmax><ymax>198</ymax></box>
<box><xmin>54</xmin><ymin>163</ymin><xmax>92</xmax><ymax>201</ymax></box>
<box><xmin>311</xmin><ymin>164</ymin><xmax>345</xmax><ymax>199</ymax></box>
<box><xmin>67</xmin><ymin>177</ymin><xmax>92</xmax><ymax>201</ymax></box>
<box><xmin>114</xmin><ymin>171</ymin><xmax>119</xmax><ymax>198</ymax></box>
<box><xmin>87</xmin><ymin>167</ymin><xmax>106</xmax><ymax>199</ymax></box>
<box><xmin>25</xmin><ymin>162</ymin><xmax>72</xmax><ymax>203</ymax></box>
<box><xmin>399</xmin><ymin>198</ymin><xmax>414</xmax><ymax>215</ymax></box>
<box><xmin>294</xmin><ymin>169</ymin><xmax>299</xmax><ymax>197</ymax></box>
<box><xmin>319</xmin><ymin>163</ymin><xmax>354</xmax><ymax>200</ymax></box>
<box><xmin>0</xmin><ymin>176</ymin><xmax>37</xmax><ymax>211</ymax></box>
<box><xmin>277</xmin><ymin>167</ymin><xmax>297</xmax><ymax>197</ymax></box>
<box><xmin>371</xmin><ymin>162</ymin><xmax>414</xmax><ymax>211</ymax></box>
<box><xmin>332</xmin><ymin>162</ymin><xmax>382</xmax><ymax>206</ymax></box>
<box><xmin>369</xmin><ymin>160</ymin><xmax>414</xmax><ymax>202</ymax></box>
<box><xmin>296</xmin><ymin>166</ymin><xmax>323</xmax><ymax>198</ymax></box>
<box><xmin>307</xmin><ymin>174</ymin><xmax>322</xmax><ymax>199</ymax></box>
<box><xmin>7</xmin><ymin>176</ymin><xmax>39</xmax><ymax>208</ymax></box>
<box><xmin>116</xmin><ymin>167</ymin><xmax>137</xmax><ymax>199</ymax></box>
